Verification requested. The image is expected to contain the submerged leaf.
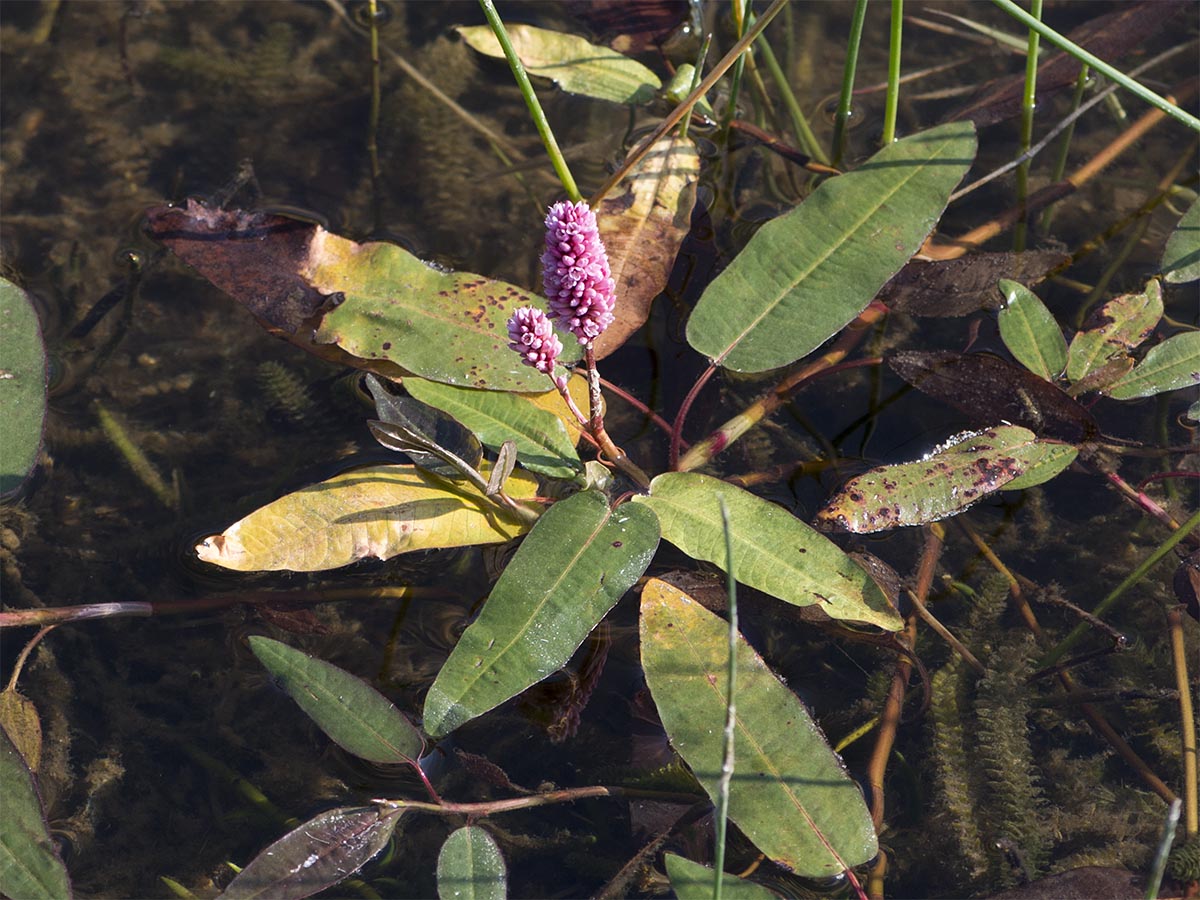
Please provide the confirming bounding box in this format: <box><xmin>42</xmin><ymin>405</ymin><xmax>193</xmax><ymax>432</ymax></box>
<box><xmin>1066</xmin><ymin>280</ymin><xmax>1162</xmax><ymax>383</ymax></box>
<box><xmin>686</xmin><ymin>122</ymin><xmax>976</xmax><ymax>372</ymax></box>
<box><xmin>1105</xmin><ymin>332</ymin><xmax>1200</xmax><ymax>399</ymax></box>
<box><xmin>640</xmin><ymin>579</ymin><xmax>878</xmax><ymax>876</ymax></box>
<box><xmin>997</xmin><ymin>280</ymin><xmax>1068</xmax><ymax>381</ymax></box>
<box><xmin>437</xmin><ymin>826</ymin><xmax>507</xmax><ymax>900</ymax></box>
<box><xmin>888</xmin><ymin>350</ymin><xmax>1097</xmax><ymax>443</ymax></box>
<box><xmin>817</xmin><ymin>426</ymin><xmax>1067</xmax><ymax>533</ymax></box>
<box><xmin>195</xmin><ymin>464</ymin><xmax>538</xmax><ymax>572</ymax></box>
<box><xmin>423</xmin><ymin>491</ymin><xmax>659</xmax><ymax>737</ymax></box>
<box><xmin>1162</xmin><ymin>197</ymin><xmax>1200</xmax><ymax>283</ymax></box>
<box><xmin>0</xmin><ymin>277</ymin><xmax>47</xmax><ymax>499</ymax></box>
<box><xmin>881</xmin><ymin>251</ymin><xmax>1068</xmax><ymax>317</ymax></box>
<box><xmin>0</xmin><ymin>725</ymin><xmax>71</xmax><ymax>900</ymax></box>
<box><xmin>455</xmin><ymin>23</ymin><xmax>661</xmax><ymax>105</ymax></box>
<box><xmin>249</xmin><ymin>637</ymin><xmax>423</xmax><ymax>764</ymax></box>
<box><xmin>594</xmin><ymin>133</ymin><xmax>700</xmax><ymax>359</ymax></box>
<box><xmin>633</xmin><ymin>473</ymin><xmax>901</xmax><ymax>630</ymax></box>
<box><xmin>220</xmin><ymin>804</ymin><xmax>401</xmax><ymax>900</ymax></box>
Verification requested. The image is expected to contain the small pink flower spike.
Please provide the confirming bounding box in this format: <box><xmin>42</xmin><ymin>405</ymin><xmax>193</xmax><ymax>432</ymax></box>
<box><xmin>507</xmin><ymin>306</ymin><xmax>563</xmax><ymax>375</ymax></box>
<box><xmin>541</xmin><ymin>200</ymin><xmax>616</xmax><ymax>344</ymax></box>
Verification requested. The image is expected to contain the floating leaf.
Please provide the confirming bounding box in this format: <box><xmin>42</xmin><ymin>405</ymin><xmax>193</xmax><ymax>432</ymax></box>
<box><xmin>997</xmin><ymin>280</ymin><xmax>1067</xmax><ymax>381</ymax></box>
<box><xmin>248</xmin><ymin>637</ymin><xmax>423</xmax><ymax>764</ymax></box>
<box><xmin>423</xmin><ymin>491</ymin><xmax>659</xmax><ymax>737</ymax></box>
<box><xmin>1003</xmin><ymin>444</ymin><xmax>1079</xmax><ymax>491</ymax></box>
<box><xmin>143</xmin><ymin>201</ymin><xmax>576</xmax><ymax>392</ymax></box>
<box><xmin>888</xmin><ymin>350</ymin><xmax>1097</xmax><ymax>443</ymax></box>
<box><xmin>0</xmin><ymin>277</ymin><xmax>47</xmax><ymax>499</ymax></box>
<box><xmin>1066</xmin><ymin>280</ymin><xmax>1162</xmax><ymax>383</ymax></box>
<box><xmin>633</xmin><ymin>473</ymin><xmax>901</xmax><ymax>630</ymax></box>
<box><xmin>1106</xmin><ymin>331</ymin><xmax>1200</xmax><ymax>399</ymax></box>
<box><xmin>196</xmin><ymin>464</ymin><xmax>538</xmax><ymax>572</ymax></box>
<box><xmin>593</xmin><ymin>133</ymin><xmax>700</xmax><ymax>360</ymax></box>
<box><xmin>436</xmin><ymin>826</ymin><xmax>507</xmax><ymax>900</ymax></box>
<box><xmin>687</xmin><ymin>122</ymin><xmax>976</xmax><ymax>372</ymax></box>
<box><xmin>817</xmin><ymin>425</ymin><xmax>1069</xmax><ymax>533</ymax></box>
<box><xmin>1162</xmin><ymin>197</ymin><xmax>1200</xmax><ymax>283</ymax></box>
<box><xmin>403</xmin><ymin>377</ymin><xmax>582</xmax><ymax>481</ymax></box>
<box><xmin>0</xmin><ymin>724</ymin><xmax>72</xmax><ymax>900</ymax></box>
<box><xmin>880</xmin><ymin>251</ymin><xmax>1068</xmax><ymax>317</ymax></box>
<box><xmin>455</xmin><ymin>23</ymin><xmax>661</xmax><ymax>105</ymax></box>
<box><xmin>664</xmin><ymin>853</ymin><xmax>777</xmax><ymax>900</ymax></box>
<box><xmin>220</xmin><ymin>804</ymin><xmax>402</xmax><ymax>900</ymax></box>
<box><xmin>640</xmin><ymin>579</ymin><xmax>878</xmax><ymax>876</ymax></box>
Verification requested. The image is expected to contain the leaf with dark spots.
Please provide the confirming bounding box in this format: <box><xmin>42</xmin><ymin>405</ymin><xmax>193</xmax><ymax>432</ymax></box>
<box><xmin>880</xmin><ymin>251</ymin><xmax>1069</xmax><ymax>317</ymax></box>
<box><xmin>945</xmin><ymin>1</ymin><xmax>1189</xmax><ymax>127</ymax></box>
<box><xmin>888</xmin><ymin>350</ymin><xmax>1096</xmax><ymax>443</ymax></box>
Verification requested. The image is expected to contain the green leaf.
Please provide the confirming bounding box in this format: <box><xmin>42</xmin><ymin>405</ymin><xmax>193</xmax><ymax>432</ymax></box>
<box><xmin>0</xmin><ymin>725</ymin><xmax>72</xmax><ymax>900</ymax></box>
<box><xmin>664</xmin><ymin>854</ymin><xmax>777</xmax><ymax>900</ymax></box>
<box><xmin>437</xmin><ymin>826</ymin><xmax>507</xmax><ymax>900</ymax></box>
<box><xmin>248</xmin><ymin>637</ymin><xmax>423</xmax><ymax>764</ymax></box>
<box><xmin>220</xmin><ymin>805</ymin><xmax>401</xmax><ymax>900</ymax></box>
<box><xmin>686</xmin><ymin>121</ymin><xmax>976</xmax><ymax>372</ymax></box>
<box><xmin>640</xmin><ymin>579</ymin><xmax>878</xmax><ymax>877</ymax></box>
<box><xmin>817</xmin><ymin>425</ymin><xmax>1069</xmax><ymax>533</ymax></box>
<box><xmin>195</xmin><ymin>464</ymin><xmax>539</xmax><ymax>572</ymax></box>
<box><xmin>0</xmin><ymin>277</ymin><xmax>47</xmax><ymax>499</ymax></box>
<box><xmin>1105</xmin><ymin>332</ymin><xmax>1200</xmax><ymax>399</ymax></box>
<box><xmin>423</xmin><ymin>491</ymin><xmax>660</xmax><ymax>737</ymax></box>
<box><xmin>1162</xmin><ymin>197</ymin><xmax>1200</xmax><ymax>283</ymax></box>
<box><xmin>305</xmin><ymin>229</ymin><xmax>578</xmax><ymax>391</ymax></box>
<box><xmin>455</xmin><ymin>24</ymin><xmax>661</xmax><ymax>105</ymax></box>
<box><xmin>997</xmin><ymin>279</ymin><xmax>1067</xmax><ymax>380</ymax></box>
<box><xmin>403</xmin><ymin>378</ymin><xmax>582</xmax><ymax>481</ymax></box>
<box><xmin>1066</xmin><ymin>280</ymin><xmax>1162</xmax><ymax>383</ymax></box>
<box><xmin>1002</xmin><ymin>443</ymin><xmax>1078</xmax><ymax>490</ymax></box>
<box><xmin>633</xmin><ymin>473</ymin><xmax>901</xmax><ymax>631</ymax></box>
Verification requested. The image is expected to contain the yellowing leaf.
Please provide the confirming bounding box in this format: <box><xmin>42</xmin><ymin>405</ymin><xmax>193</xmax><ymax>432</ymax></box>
<box><xmin>196</xmin><ymin>464</ymin><xmax>538</xmax><ymax>572</ymax></box>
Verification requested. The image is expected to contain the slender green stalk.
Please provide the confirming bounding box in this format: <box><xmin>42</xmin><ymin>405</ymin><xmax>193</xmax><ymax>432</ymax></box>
<box><xmin>713</xmin><ymin>496</ymin><xmax>738</xmax><ymax>900</ymax></box>
<box><xmin>1040</xmin><ymin>63</ymin><xmax>1089</xmax><ymax>233</ymax></box>
<box><xmin>680</xmin><ymin>34</ymin><xmax>712</xmax><ymax>140</ymax></box>
<box><xmin>1037</xmin><ymin>505</ymin><xmax>1200</xmax><ymax>669</ymax></box>
<box><xmin>477</xmin><ymin>0</ymin><xmax>581</xmax><ymax>202</ymax></box>
<box><xmin>992</xmin><ymin>0</ymin><xmax>1200</xmax><ymax>133</ymax></box>
<box><xmin>366</xmin><ymin>0</ymin><xmax>383</xmax><ymax>232</ymax></box>
<box><xmin>722</xmin><ymin>0</ymin><xmax>751</xmax><ymax>134</ymax></box>
<box><xmin>1145</xmin><ymin>799</ymin><xmax>1182</xmax><ymax>900</ymax></box>
<box><xmin>832</xmin><ymin>0</ymin><xmax>869</xmax><ymax>166</ymax></box>
<box><xmin>748</xmin><ymin>10</ymin><xmax>829</xmax><ymax>164</ymax></box>
<box><xmin>1014</xmin><ymin>0</ymin><xmax>1042</xmax><ymax>251</ymax></box>
<box><xmin>882</xmin><ymin>0</ymin><xmax>903</xmax><ymax>144</ymax></box>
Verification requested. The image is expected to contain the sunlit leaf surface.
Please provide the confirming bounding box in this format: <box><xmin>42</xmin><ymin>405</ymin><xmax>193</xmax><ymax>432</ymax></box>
<box><xmin>1066</xmin><ymin>280</ymin><xmax>1162</xmax><ymax>383</ymax></box>
<box><xmin>634</xmin><ymin>473</ymin><xmax>902</xmax><ymax>630</ymax></box>
<box><xmin>0</xmin><ymin>726</ymin><xmax>71</xmax><ymax>900</ymax></box>
<box><xmin>455</xmin><ymin>23</ymin><xmax>661</xmax><ymax>105</ymax></box>
<box><xmin>195</xmin><ymin>464</ymin><xmax>538</xmax><ymax>572</ymax></box>
<box><xmin>818</xmin><ymin>426</ymin><xmax>1067</xmax><ymax>533</ymax></box>
<box><xmin>664</xmin><ymin>853</ymin><xmax>777</xmax><ymax>900</ymax></box>
<box><xmin>249</xmin><ymin>637</ymin><xmax>423</xmax><ymax>764</ymax></box>
<box><xmin>1106</xmin><ymin>332</ymin><xmax>1200</xmax><ymax>399</ymax></box>
<box><xmin>687</xmin><ymin>122</ymin><xmax>976</xmax><ymax>372</ymax></box>
<box><xmin>219</xmin><ymin>805</ymin><xmax>402</xmax><ymax>900</ymax></box>
<box><xmin>1162</xmin><ymin>197</ymin><xmax>1200</xmax><ymax>283</ymax></box>
<box><xmin>640</xmin><ymin>579</ymin><xmax>878</xmax><ymax>876</ymax></box>
<box><xmin>997</xmin><ymin>280</ymin><xmax>1067</xmax><ymax>381</ymax></box>
<box><xmin>436</xmin><ymin>826</ymin><xmax>507</xmax><ymax>900</ymax></box>
<box><xmin>423</xmin><ymin>491</ymin><xmax>659</xmax><ymax>737</ymax></box>
<box><xmin>593</xmin><ymin>134</ymin><xmax>699</xmax><ymax>360</ymax></box>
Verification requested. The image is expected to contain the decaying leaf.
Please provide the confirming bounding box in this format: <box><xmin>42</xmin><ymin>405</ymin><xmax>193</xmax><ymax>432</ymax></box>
<box><xmin>593</xmin><ymin>134</ymin><xmax>700</xmax><ymax>359</ymax></box>
<box><xmin>196</xmin><ymin>463</ymin><xmax>538</xmax><ymax>572</ymax></box>
<box><xmin>817</xmin><ymin>425</ymin><xmax>1065</xmax><ymax>533</ymax></box>
<box><xmin>881</xmin><ymin>251</ymin><xmax>1069</xmax><ymax>317</ymax></box>
<box><xmin>1066</xmin><ymin>280</ymin><xmax>1162</xmax><ymax>383</ymax></box>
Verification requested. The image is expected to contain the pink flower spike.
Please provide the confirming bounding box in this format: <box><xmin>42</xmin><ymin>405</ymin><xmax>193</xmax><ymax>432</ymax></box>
<box><xmin>541</xmin><ymin>200</ymin><xmax>616</xmax><ymax>345</ymax></box>
<box><xmin>507</xmin><ymin>306</ymin><xmax>563</xmax><ymax>375</ymax></box>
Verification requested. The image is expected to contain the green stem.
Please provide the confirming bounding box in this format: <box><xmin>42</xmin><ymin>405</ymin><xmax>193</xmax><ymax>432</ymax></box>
<box><xmin>1014</xmin><ymin>0</ymin><xmax>1042</xmax><ymax>251</ymax></box>
<box><xmin>1039</xmin><ymin>63</ymin><xmax>1089</xmax><ymax>233</ymax></box>
<box><xmin>991</xmin><ymin>0</ymin><xmax>1200</xmax><ymax>133</ymax></box>
<box><xmin>882</xmin><ymin>0</ymin><xmax>903</xmax><ymax>145</ymax></box>
<box><xmin>749</xmin><ymin>9</ymin><xmax>829</xmax><ymax>164</ymax></box>
<box><xmin>1037</xmin><ymin>505</ymin><xmax>1200</xmax><ymax>670</ymax></box>
<box><xmin>832</xmin><ymin>0</ymin><xmax>869</xmax><ymax>166</ymax></box>
<box><xmin>477</xmin><ymin>0</ymin><xmax>581</xmax><ymax>202</ymax></box>
<box><xmin>680</xmin><ymin>34</ymin><xmax>712</xmax><ymax>140</ymax></box>
<box><xmin>721</xmin><ymin>0</ymin><xmax>750</xmax><ymax>134</ymax></box>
